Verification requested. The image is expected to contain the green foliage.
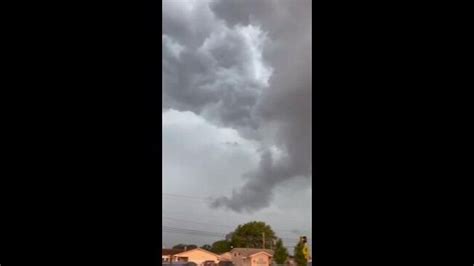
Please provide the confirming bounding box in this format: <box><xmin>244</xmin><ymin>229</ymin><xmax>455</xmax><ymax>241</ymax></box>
<box><xmin>201</xmin><ymin>244</ymin><xmax>212</xmax><ymax>251</ymax></box>
<box><xmin>172</xmin><ymin>244</ymin><xmax>186</xmax><ymax>250</ymax></box>
<box><xmin>293</xmin><ymin>242</ymin><xmax>307</xmax><ymax>266</ymax></box>
<box><xmin>273</xmin><ymin>239</ymin><xmax>289</xmax><ymax>264</ymax></box>
<box><xmin>211</xmin><ymin>240</ymin><xmax>232</xmax><ymax>254</ymax></box>
<box><xmin>230</xmin><ymin>221</ymin><xmax>276</xmax><ymax>248</ymax></box>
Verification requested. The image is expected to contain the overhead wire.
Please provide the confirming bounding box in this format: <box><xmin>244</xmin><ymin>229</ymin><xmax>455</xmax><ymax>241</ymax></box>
<box><xmin>163</xmin><ymin>192</ymin><xmax>312</xmax><ymax>244</ymax></box>
<box><xmin>163</xmin><ymin>224</ymin><xmax>311</xmax><ymax>244</ymax></box>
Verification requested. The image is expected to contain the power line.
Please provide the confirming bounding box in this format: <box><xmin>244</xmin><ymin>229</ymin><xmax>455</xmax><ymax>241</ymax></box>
<box><xmin>162</xmin><ymin>225</ymin><xmax>227</xmax><ymax>242</ymax></box>
<box><xmin>163</xmin><ymin>225</ymin><xmax>312</xmax><ymax>250</ymax></box>
<box><xmin>163</xmin><ymin>230</ymin><xmax>223</xmax><ymax>238</ymax></box>
<box><xmin>162</xmin><ymin>225</ymin><xmax>311</xmax><ymax>243</ymax></box>
<box><xmin>163</xmin><ymin>193</ymin><xmax>212</xmax><ymax>201</ymax></box>
<box><xmin>163</xmin><ymin>225</ymin><xmax>226</xmax><ymax>236</ymax></box>
<box><xmin>162</xmin><ymin>215</ymin><xmax>311</xmax><ymax>236</ymax></box>
<box><xmin>162</xmin><ymin>192</ymin><xmax>312</xmax><ymax>239</ymax></box>
<box><xmin>163</xmin><ymin>216</ymin><xmax>233</xmax><ymax>228</ymax></box>
<box><xmin>163</xmin><ymin>193</ymin><xmax>311</xmax><ymax>226</ymax></box>
<box><xmin>163</xmin><ymin>210</ymin><xmax>231</xmax><ymax>220</ymax></box>
<box><xmin>163</xmin><ymin>207</ymin><xmax>311</xmax><ymax>228</ymax></box>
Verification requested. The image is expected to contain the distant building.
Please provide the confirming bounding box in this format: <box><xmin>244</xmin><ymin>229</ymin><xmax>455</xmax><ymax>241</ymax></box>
<box><xmin>162</xmin><ymin>249</ymin><xmax>185</xmax><ymax>263</ymax></box>
<box><xmin>167</xmin><ymin>248</ymin><xmax>221</xmax><ymax>266</ymax></box>
<box><xmin>230</xmin><ymin>248</ymin><xmax>274</xmax><ymax>266</ymax></box>
<box><xmin>163</xmin><ymin>247</ymin><xmax>277</xmax><ymax>266</ymax></box>
<box><xmin>218</xmin><ymin>252</ymin><xmax>232</xmax><ymax>262</ymax></box>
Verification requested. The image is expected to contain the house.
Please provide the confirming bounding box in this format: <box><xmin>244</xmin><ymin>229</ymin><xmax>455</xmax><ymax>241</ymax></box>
<box><xmin>217</xmin><ymin>252</ymin><xmax>233</xmax><ymax>266</ymax></box>
<box><xmin>218</xmin><ymin>252</ymin><xmax>232</xmax><ymax>262</ymax></box>
<box><xmin>229</xmin><ymin>248</ymin><xmax>274</xmax><ymax>266</ymax></box>
<box><xmin>163</xmin><ymin>249</ymin><xmax>185</xmax><ymax>263</ymax></box>
<box><xmin>171</xmin><ymin>248</ymin><xmax>221</xmax><ymax>266</ymax></box>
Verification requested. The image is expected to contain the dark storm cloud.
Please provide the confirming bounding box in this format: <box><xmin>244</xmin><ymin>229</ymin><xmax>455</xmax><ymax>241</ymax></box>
<box><xmin>163</xmin><ymin>0</ymin><xmax>311</xmax><ymax>213</ymax></box>
<box><xmin>163</xmin><ymin>15</ymin><xmax>270</xmax><ymax>134</ymax></box>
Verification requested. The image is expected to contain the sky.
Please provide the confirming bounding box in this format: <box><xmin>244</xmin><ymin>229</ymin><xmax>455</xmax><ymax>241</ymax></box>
<box><xmin>162</xmin><ymin>0</ymin><xmax>312</xmax><ymax>252</ymax></box>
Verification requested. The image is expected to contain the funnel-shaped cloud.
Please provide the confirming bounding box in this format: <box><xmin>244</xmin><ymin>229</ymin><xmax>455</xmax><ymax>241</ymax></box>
<box><xmin>163</xmin><ymin>0</ymin><xmax>311</xmax><ymax>213</ymax></box>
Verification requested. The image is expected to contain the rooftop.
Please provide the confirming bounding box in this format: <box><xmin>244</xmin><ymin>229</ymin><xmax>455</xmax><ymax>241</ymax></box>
<box><xmin>162</xmin><ymin>249</ymin><xmax>185</xmax><ymax>256</ymax></box>
<box><xmin>231</xmin><ymin>248</ymin><xmax>274</xmax><ymax>257</ymax></box>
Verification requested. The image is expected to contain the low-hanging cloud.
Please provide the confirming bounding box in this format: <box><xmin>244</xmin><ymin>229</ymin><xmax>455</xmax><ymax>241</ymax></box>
<box><xmin>163</xmin><ymin>0</ymin><xmax>311</xmax><ymax>213</ymax></box>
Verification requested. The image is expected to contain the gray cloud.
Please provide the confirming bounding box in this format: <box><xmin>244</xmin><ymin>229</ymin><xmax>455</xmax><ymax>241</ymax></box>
<box><xmin>163</xmin><ymin>0</ymin><xmax>311</xmax><ymax>213</ymax></box>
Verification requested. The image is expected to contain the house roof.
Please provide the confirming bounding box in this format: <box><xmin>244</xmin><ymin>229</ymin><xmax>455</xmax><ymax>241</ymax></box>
<box><xmin>174</xmin><ymin>248</ymin><xmax>220</xmax><ymax>258</ymax></box>
<box><xmin>231</xmin><ymin>248</ymin><xmax>274</xmax><ymax>257</ymax></box>
<box><xmin>218</xmin><ymin>252</ymin><xmax>232</xmax><ymax>261</ymax></box>
<box><xmin>162</xmin><ymin>249</ymin><xmax>185</xmax><ymax>256</ymax></box>
<box><xmin>249</xmin><ymin>251</ymin><xmax>273</xmax><ymax>257</ymax></box>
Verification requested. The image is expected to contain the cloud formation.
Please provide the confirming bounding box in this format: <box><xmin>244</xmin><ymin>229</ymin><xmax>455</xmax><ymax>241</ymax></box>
<box><xmin>163</xmin><ymin>0</ymin><xmax>311</xmax><ymax>213</ymax></box>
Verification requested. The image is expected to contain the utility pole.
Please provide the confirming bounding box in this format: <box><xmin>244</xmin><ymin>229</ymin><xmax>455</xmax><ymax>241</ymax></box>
<box><xmin>262</xmin><ymin>232</ymin><xmax>265</xmax><ymax>249</ymax></box>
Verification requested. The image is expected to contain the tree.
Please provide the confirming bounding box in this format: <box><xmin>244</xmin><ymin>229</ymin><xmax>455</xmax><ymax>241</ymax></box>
<box><xmin>273</xmin><ymin>239</ymin><xmax>289</xmax><ymax>264</ymax></box>
<box><xmin>293</xmin><ymin>242</ymin><xmax>307</xmax><ymax>266</ymax></box>
<box><xmin>187</xmin><ymin>245</ymin><xmax>197</xmax><ymax>250</ymax></box>
<box><xmin>201</xmin><ymin>244</ymin><xmax>212</xmax><ymax>251</ymax></box>
<box><xmin>231</xmin><ymin>221</ymin><xmax>276</xmax><ymax>249</ymax></box>
<box><xmin>225</xmin><ymin>232</ymin><xmax>233</xmax><ymax>241</ymax></box>
<box><xmin>173</xmin><ymin>244</ymin><xmax>186</xmax><ymax>250</ymax></box>
<box><xmin>211</xmin><ymin>240</ymin><xmax>232</xmax><ymax>254</ymax></box>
